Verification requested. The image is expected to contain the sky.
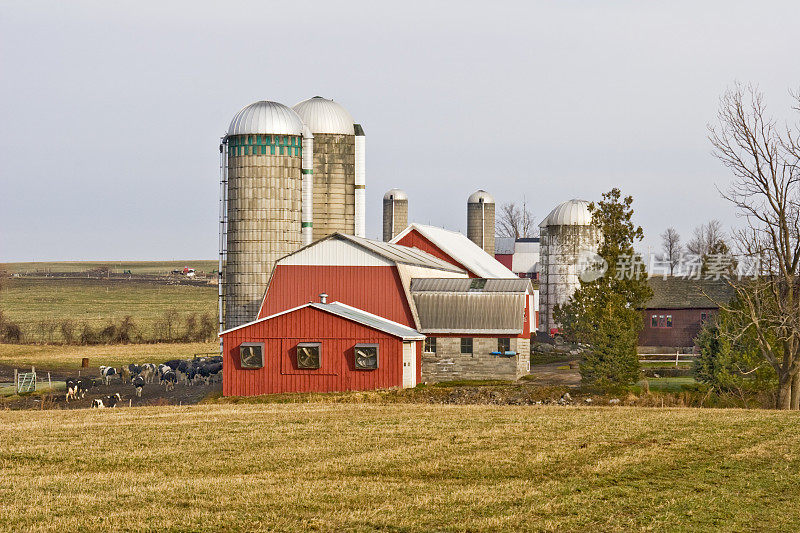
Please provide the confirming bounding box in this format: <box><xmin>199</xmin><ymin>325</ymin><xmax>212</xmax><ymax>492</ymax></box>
<box><xmin>1</xmin><ymin>0</ymin><xmax>798</xmax><ymax>262</ymax></box>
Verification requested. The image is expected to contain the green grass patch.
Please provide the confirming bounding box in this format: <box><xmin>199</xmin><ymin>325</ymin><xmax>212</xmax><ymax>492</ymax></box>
<box><xmin>2</xmin><ymin>260</ymin><xmax>217</xmax><ymax>275</ymax></box>
<box><xmin>635</xmin><ymin>377</ymin><xmax>697</xmax><ymax>393</ymax></box>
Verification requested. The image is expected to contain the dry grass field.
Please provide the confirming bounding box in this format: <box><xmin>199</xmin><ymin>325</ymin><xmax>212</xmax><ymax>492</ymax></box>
<box><xmin>1</xmin><ymin>277</ymin><xmax>217</xmax><ymax>343</ymax></box>
<box><xmin>2</xmin><ymin>260</ymin><xmax>218</xmax><ymax>275</ymax></box>
<box><xmin>0</xmin><ymin>341</ymin><xmax>219</xmax><ymax>371</ymax></box>
<box><xmin>1</xmin><ymin>403</ymin><xmax>799</xmax><ymax>532</ymax></box>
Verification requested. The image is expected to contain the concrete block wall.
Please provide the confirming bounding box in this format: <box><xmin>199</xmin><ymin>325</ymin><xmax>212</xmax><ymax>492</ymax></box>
<box><xmin>225</xmin><ymin>138</ymin><xmax>303</xmax><ymax>329</ymax></box>
<box><xmin>311</xmin><ymin>134</ymin><xmax>355</xmax><ymax>240</ymax></box>
<box><xmin>421</xmin><ymin>336</ymin><xmax>530</xmax><ymax>383</ymax></box>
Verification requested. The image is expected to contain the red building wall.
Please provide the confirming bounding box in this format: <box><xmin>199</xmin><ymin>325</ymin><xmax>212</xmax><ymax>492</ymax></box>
<box><xmin>495</xmin><ymin>253</ymin><xmax>513</xmax><ymax>270</ymax></box>
<box><xmin>638</xmin><ymin>308</ymin><xmax>717</xmax><ymax>347</ymax></box>
<box><xmin>258</xmin><ymin>265</ymin><xmax>415</xmax><ymax>327</ymax></box>
<box><xmin>222</xmin><ymin>306</ymin><xmax>419</xmax><ymax>396</ymax></box>
<box><xmin>394</xmin><ymin>230</ymin><xmax>477</xmax><ymax>277</ymax></box>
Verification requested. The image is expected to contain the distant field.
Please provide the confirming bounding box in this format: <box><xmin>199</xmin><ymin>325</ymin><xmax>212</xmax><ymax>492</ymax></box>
<box><xmin>1</xmin><ymin>260</ymin><xmax>217</xmax><ymax>275</ymax></box>
<box><xmin>0</xmin><ymin>277</ymin><xmax>217</xmax><ymax>343</ymax></box>
<box><xmin>0</xmin><ymin>342</ymin><xmax>219</xmax><ymax>371</ymax></box>
<box><xmin>1</xmin><ymin>403</ymin><xmax>799</xmax><ymax>531</ymax></box>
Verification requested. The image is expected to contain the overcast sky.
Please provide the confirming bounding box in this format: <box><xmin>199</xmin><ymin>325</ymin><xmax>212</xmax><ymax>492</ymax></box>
<box><xmin>1</xmin><ymin>0</ymin><xmax>798</xmax><ymax>262</ymax></box>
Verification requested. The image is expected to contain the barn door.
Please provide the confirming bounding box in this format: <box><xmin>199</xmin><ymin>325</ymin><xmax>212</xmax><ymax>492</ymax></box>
<box><xmin>402</xmin><ymin>342</ymin><xmax>416</xmax><ymax>388</ymax></box>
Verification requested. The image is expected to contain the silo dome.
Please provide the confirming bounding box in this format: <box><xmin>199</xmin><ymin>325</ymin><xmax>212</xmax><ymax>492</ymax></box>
<box><xmin>227</xmin><ymin>101</ymin><xmax>305</xmax><ymax>136</ymax></box>
<box><xmin>468</xmin><ymin>190</ymin><xmax>495</xmax><ymax>204</ymax></box>
<box><xmin>293</xmin><ymin>96</ymin><xmax>355</xmax><ymax>135</ymax></box>
<box><xmin>539</xmin><ymin>199</ymin><xmax>593</xmax><ymax>227</ymax></box>
<box><xmin>383</xmin><ymin>188</ymin><xmax>408</xmax><ymax>201</ymax></box>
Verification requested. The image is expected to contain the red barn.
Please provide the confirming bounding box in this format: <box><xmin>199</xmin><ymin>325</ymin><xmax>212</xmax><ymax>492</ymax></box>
<box><xmin>221</xmin><ymin>301</ymin><xmax>424</xmax><ymax>396</ymax></box>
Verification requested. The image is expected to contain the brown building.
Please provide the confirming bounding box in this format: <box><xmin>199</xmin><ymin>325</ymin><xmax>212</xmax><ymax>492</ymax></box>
<box><xmin>638</xmin><ymin>278</ymin><xmax>736</xmax><ymax>348</ymax></box>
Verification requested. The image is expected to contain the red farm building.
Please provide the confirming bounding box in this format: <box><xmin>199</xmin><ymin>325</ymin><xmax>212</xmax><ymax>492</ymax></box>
<box><xmin>222</xmin><ymin>230</ymin><xmax>538</xmax><ymax>396</ymax></box>
<box><xmin>221</xmin><ymin>301</ymin><xmax>424</xmax><ymax>396</ymax></box>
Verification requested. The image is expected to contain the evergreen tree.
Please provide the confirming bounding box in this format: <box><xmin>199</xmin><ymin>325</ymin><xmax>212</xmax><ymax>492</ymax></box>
<box><xmin>555</xmin><ymin>188</ymin><xmax>653</xmax><ymax>388</ymax></box>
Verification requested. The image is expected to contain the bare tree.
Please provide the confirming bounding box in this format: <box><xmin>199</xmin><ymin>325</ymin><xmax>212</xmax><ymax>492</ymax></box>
<box><xmin>687</xmin><ymin>220</ymin><xmax>725</xmax><ymax>257</ymax></box>
<box><xmin>496</xmin><ymin>202</ymin><xmax>535</xmax><ymax>238</ymax></box>
<box><xmin>709</xmin><ymin>83</ymin><xmax>800</xmax><ymax>409</ymax></box>
<box><xmin>660</xmin><ymin>227</ymin><xmax>683</xmax><ymax>275</ymax></box>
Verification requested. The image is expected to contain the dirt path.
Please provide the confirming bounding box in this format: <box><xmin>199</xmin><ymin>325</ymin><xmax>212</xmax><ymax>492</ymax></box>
<box><xmin>527</xmin><ymin>360</ymin><xmax>581</xmax><ymax>387</ymax></box>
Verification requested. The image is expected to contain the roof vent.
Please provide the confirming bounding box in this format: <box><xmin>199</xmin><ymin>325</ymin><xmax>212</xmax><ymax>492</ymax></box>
<box><xmin>319</xmin><ymin>293</ymin><xmax>328</xmax><ymax>304</ymax></box>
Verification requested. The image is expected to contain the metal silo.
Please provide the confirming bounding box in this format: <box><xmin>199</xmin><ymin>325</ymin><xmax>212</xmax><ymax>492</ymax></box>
<box><xmin>292</xmin><ymin>97</ymin><xmax>365</xmax><ymax>239</ymax></box>
<box><xmin>467</xmin><ymin>190</ymin><xmax>495</xmax><ymax>255</ymax></box>
<box><xmin>383</xmin><ymin>189</ymin><xmax>408</xmax><ymax>241</ymax></box>
<box><xmin>537</xmin><ymin>199</ymin><xmax>601</xmax><ymax>335</ymax></box>
<box><xmin>220</xmin><ymin>101</ymin><xmax>306</xmax><ymax>330</ymax></box>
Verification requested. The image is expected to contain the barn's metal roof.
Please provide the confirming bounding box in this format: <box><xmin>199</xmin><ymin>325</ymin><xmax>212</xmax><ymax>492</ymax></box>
<box><xmin>336</xmin><ymin>233</ymin><xmax>463</xmax><ymax>273</ymax></box>
<box><xmin>539</xmin><ymin>199</ymin><xmax>593</xmax><ymax>227</ymax></box>
<box><xmin>292</xmin><ymin>96</ymin><xmax>355</xmax><ymax>135</ymax></box>
<box><xmin>411</xmin><ymin>277</ymin><xmax>532</xmax><ymax>293</ymax></box>
<box><xmin>644</xmin><ymin>278</ymin><xmax>736</xmax><ymax>309</ymax></box>
<box><xmin>391</xmin><ymin>224</ymin><xmax>516</xmax><ymax>279</ymax></box>
<box><xmin>227</xmin><ymin>101</ymin><xmax>305</xmax><ymax>136</ymax></box>
<box><xmin>220</xmin><ymin>301</ymin><xmax>424</xmax><ymax>340</ymax></box>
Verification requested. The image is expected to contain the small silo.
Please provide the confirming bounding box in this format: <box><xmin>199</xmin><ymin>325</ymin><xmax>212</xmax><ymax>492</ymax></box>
<box><xmin>292</xmin><ymin>97</ymin><xmax>366</xmax><ymax>239</ymax></box>
<box><xmin>467</xmin><ymin>190</ymin><xmax>495</xmax><ymax>255</ymax></box>
<box><xmin>221</xmin><ymin>101</ymin><xmax>306</xmax><ymax>329</ymax></box>
<box><xmin>538</xmin><ymin>199</ymin><xmax>601</xmax><ymax>335</ymax></box>
<box><xmin>383</xmin><ymin>189</ymin><xmax>408</xmax><ymax>241</ymax></box>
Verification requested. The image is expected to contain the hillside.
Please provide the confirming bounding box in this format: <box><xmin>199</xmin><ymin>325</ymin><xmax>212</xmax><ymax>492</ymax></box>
<box><xmin>1</xmin><ymin>403</ymin><xmax>799</xmax><ymax>531</ymax></box>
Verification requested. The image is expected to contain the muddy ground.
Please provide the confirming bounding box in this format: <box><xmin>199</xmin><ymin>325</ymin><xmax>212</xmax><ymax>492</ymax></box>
<box><xmin>0</xmin><ymin>364</ymin><xmax>220</xmax><ymax>410</ymax></box>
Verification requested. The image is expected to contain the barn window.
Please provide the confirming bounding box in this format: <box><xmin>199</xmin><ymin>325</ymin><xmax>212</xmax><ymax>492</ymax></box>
<box><xmin>498</xmin><ymin>338</ymin><xmax>511</xmax><ymax>353</ymax></box>
<box><xmin>469</xmin><ymin>278</ymin><xmax>487</xmax><ymax>290</ymax></box>
<box><xmin>424</xmin><ymin>337</ymin><xmax>436</xmax><ymax>353</ymax></box>
<box><xmin>666</xmin><ymin>315</ymin><xmax>673</xmax><ymax>328</ymax></box>
<box><xmin>460</xmin><ymin>338</ymin><xmax>473</xmax><ymax>354</ymax></box>
<box><xmin>354</xmin><ymin>344</ymin><xmax>379</xmax><ymax>370</ymax></box>
<box><xmin>296</xmin><ymin>342</ymin><xmax>321</xmax><ymax>369</ymax></box>
<box><xmin>239</xmin><ymin>343</ymin><xmax>264</xmax><ymax>369</ymax></box>
<box><xmin>701</xmin><ymin>312</ymin><xmax>708</xmax><ymax>323</ymax></box>
<box><xmin>651</xmin><ymin>315</ymin><xmax>658</xmax><ymax>328</ymax></box>
<box><xmin>658</xmin><ymin>315</ymin><xmax>665</xmax><ymax>328</ymax></box>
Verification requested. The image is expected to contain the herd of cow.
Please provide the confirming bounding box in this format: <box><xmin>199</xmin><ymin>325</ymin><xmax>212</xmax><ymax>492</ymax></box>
<box><xmin>64</xmin><ymin>356</ymin><xmax>223</xmax><ymax>408</ymax></box>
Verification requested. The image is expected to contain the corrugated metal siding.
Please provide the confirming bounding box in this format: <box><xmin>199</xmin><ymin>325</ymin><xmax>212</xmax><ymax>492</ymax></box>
<box><xmin>394</xmin><ymin>230</ymin><xmax>476</xmax><ymax>276</ymax></box>
<box><xmin>259</xmin><ymin>265</ymin><xmax>416</xmax><ymax>327</ymax></box>
<box><xmin>222</xmin><ymin>306</ymin><xmax>406</xmax><ymax>396</ymax></box>
<box><xmin>412</xmin><ymin>292</ymin><xmax>525</xmax><ymax>334</ymax></box>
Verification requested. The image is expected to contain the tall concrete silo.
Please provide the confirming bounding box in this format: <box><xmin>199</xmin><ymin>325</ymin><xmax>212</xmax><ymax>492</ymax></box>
<box><xmin>220</xmin><ymin>101</ymin><xmax>306</xmax><ymax>329</ymax></box>
<box><xmin>467</xmin><ymin>190</ymin><xmax>495</xmax><ymax>255</ymax></box>
<box><xmin>292</xmin><ymin>97</ymin><xmax>366</xmax><ymax>239</ymax></box>
<box><xmin>383</xmin><ymin>189</ymin><xmax>408</xmax><ymax>241</ymax></box>
<box><xmin>538</xmin><ymin>199</ymin><xmax>601</xmax><ymax>335</ymax></box>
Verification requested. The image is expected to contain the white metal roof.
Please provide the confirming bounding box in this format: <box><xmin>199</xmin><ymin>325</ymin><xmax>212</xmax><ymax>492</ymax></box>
<box><xmin>391</xmin><ymin>224</ymin><xmax>517</xmax><ymax>279</ymax></box>
<box><xmin>468</xmin><ymin>189</ymin><xmax>495</xmax><ymax>204</ymax></box>
<box><xmin>383</xmin><ymin>188</ymin><xmax>408</xmax><ymax>201</ymax></box>
<box><xmin>539</xmin><ymin>199</ymin><xmax>593</xmax><ymax>227</ymax></box>
<box><xmin>293</xmin><ymin>96</ymin><xmax>355</xmax><ymax>135</ymax></box>
<box><xmin>227</xmin><ymin>101</ymin><xmax>305</xmax><ymax>136</ymax></box>
<box><xmin>220</xmin><ymin>301</ymin><xmax>424</xmax><ymax>340</ymax></box>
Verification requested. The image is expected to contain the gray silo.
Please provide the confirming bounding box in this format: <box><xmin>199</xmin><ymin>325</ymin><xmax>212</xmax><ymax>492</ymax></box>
<box><xmin>467</xmin><ymin>190</ymin><xmax>495</xmax><ymax>255</ymax></box>
<box><xmin>383</xmin><ymin>189</ymin><xmax>408</xmax><ymax>241</ymax></box>
<box><xmin>538</xmin><ymin>199</ymin><xmax>601</xmax><ymax>335</ymax></box>
<box><xmin>292</xmin><ymin>97</ymin><xmax>366</xmax><ymax>239</ymax></box>
<box><xmin>220</xmin><ymin>101</ymin><xmax>306</xmax><ymax>330</ymax></box>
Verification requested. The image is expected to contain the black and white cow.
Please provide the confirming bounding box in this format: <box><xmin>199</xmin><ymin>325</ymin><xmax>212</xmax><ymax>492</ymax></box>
<box><xmin>105</xmin><ymin>393</ymin><xmax>122</xmax><ymax>408</ymax></box>
<box><xmin>91</xmin><ymin>398</ymin><xmax>104</xmax><ymax>409</ymax></box>
<box><xmin>133</xmin><ymin>375</ymin><xmax>145</xmax><ymax>398</ymax></box>
<box><xmin>76</xmin><ymin>378</ymin><xmax>94</xmax><ymax>398</ymax></box>
<box><xmin>160</xmin><ymin>370</ymin><xmax>177</xmax><ymax>391</ymax></box>
<box><xmin>65</xmin><ymin>379</ymin><xmax>78</xmax><ymax>402</ymax></box>
<box><xmin>99</xmin><ymin>366</ymin><xmax>117</xmax><ymax>386</ymax></box>
<box><xmin>140</xmin><ymin>363</ymin><xmax>157</xmax><ymax>384</ymax></box>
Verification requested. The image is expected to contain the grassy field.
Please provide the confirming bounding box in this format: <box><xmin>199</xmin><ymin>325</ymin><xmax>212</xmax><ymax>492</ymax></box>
<box><xmin>1</xmin><ymin>277</ymin><xmax>217</xmax><ymax>342</ymax></box>
<box><xmin>0</xmin><ymin>342</ymin><xmax>219</xmax><ymax>371</ymax></box>
<box><xmin>0</xmin><ymin>403</ymin><xmax>798</xmax><ymax>531</ymax></box>
<box><xmin>1</xmin><ymin>260</ymin><xmax>217</xmax><ymax>275</ymax></box>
